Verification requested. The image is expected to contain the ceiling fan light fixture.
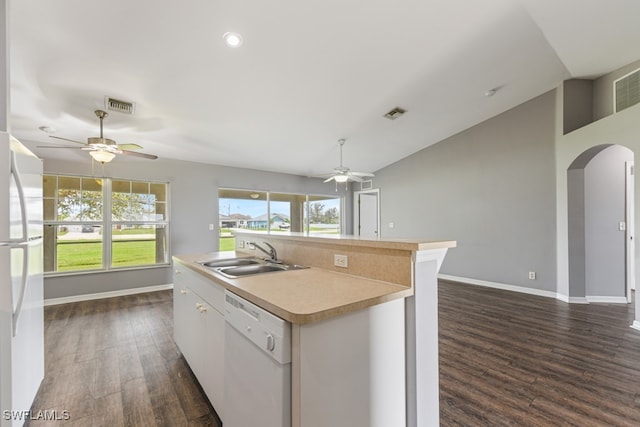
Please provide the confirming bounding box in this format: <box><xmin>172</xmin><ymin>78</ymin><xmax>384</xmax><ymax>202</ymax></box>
<box><xmin>334</xmin><ymin>175</ymin><xmax>349</xmax><ymax>183</ymax></box>
<box><xmin>90</xmin><ymin>150</ymin><xmax>116</xmax><ymax>163</ymax></box>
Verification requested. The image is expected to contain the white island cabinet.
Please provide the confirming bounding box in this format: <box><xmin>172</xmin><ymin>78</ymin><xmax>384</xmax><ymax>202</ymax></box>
<box><xmin>175</xmin><ymin>232</ymin><xmax>455</xmax><ymax>427</ymax></box>
<box><xmin>173</xmin><ymin>262</ymin><xmax>225</xmax><ymax>421</ymax></box>
<box><xmin>293</xmin><ymin>297</ymin><xmax>406</xmax><ymax>427</ymax></box>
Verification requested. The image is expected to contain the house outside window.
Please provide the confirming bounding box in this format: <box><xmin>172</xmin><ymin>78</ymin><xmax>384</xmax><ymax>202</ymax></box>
<box><xmin>43</xmin><ymin>174</ymin><xmax>170</xmax><ymax>274</ymax></box>
<box><xmin>218</xmin><ymin>188</ymin><xmax>342</xmax><ymax>251</ymax></box>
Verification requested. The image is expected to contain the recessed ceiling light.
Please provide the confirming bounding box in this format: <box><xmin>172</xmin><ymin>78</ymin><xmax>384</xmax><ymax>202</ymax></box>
<box><xmin>485</xmin><ymin>88</ymin><xmax>498</xmax><ymax>97</ymax></box>
<box><xmin>223</xmin><ymin>32</ymin><xmax>243</xmax><ymax>48</ymax></box>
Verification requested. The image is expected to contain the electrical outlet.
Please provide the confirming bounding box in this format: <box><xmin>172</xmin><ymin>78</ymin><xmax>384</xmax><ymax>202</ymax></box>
<box><xmin>528</xmin><ymin>271</ymin><xmax>536</xmax><ymax>280</ymax></box>
<box><xmin>239</xmin><ymin>240</ymin><xmax>245</xmax><ymax>249</ymax></box>
<box><xmin>209</xmin><ymin>224</ymin><xmax>214</xmax><ymax>231</ymax></box>
<box><xmin>334</xmin><ymin>254</ymin><xmax>348</xmax><ymax>268</ymax></box>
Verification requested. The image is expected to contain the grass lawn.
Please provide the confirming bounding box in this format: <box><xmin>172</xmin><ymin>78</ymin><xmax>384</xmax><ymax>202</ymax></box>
<box><xmin>219</xmin><ymin>236</ymin><xmax>236</xmax><ymax>252</ymax></box>
<box><xmin>57</xmin><ymin>240</ymin><xmax>156</xmax><ymax>271</ymax></box>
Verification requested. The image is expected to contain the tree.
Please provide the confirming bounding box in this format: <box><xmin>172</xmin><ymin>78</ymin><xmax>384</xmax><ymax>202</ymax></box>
<box><xmin>309</xmin><ymin>202</ymin><xmax>325</xmax><ymax>223</ymax></box>
<box><xmin>323</xmin><ymin>207</ymin><xmax>339</xmax><ymax>224</ymax></box>
<box><xmin>57</xmin><ymin>187</ymin><xmax>146</xmax><ymax>221</ymax></box>
<box><xmin>57</xmin><ymin>190</ymin><xmax>102</xmax><ymax>221</ymax></box>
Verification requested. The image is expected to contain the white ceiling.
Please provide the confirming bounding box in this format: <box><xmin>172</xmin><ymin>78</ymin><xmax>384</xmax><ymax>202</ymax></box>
<box><xmin>8</xmin><ymin>0</ymin><xmax>640</xmax><ymax>177</ymax></box>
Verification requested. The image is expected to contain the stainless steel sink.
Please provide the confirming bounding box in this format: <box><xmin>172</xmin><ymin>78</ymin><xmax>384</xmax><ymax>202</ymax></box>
<box><xmin>199</xmin><ymin>257</ymin><xmax>261</xmax><ymax>268</ymax></box>
<box><xmin>214</xmin><ymin>262</ymin><xmax>308</xmax><ymax>278</ymax></box>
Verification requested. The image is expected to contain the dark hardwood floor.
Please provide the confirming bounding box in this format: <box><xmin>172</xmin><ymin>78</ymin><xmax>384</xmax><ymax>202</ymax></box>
<box><xmin>29</xmin><ymin>291</ymin><xmax>220</xmax><ymax>427</ymax></box>
<box><xmin>439</xmin><ymin>280</ymin><xmax>640</xmax><ymax>426</ymax></box>
<box><xmin>29</xmin><ymin>282</ymin><xmax>640</xmax><ymax>426</ymax></box>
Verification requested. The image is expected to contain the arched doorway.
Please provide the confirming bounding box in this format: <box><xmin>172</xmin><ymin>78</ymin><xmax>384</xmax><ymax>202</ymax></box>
<box><xmin>567</xmin><ymin>144</ymin><xmax>634</xmax><ymax>302</ymax></box>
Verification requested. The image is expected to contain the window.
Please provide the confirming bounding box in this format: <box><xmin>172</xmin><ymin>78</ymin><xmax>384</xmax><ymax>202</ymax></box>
<box><xmin>43</xmin><ymin>175</ymin><xmax>170</xmax><ymax>274</ymax></box>
<box><xmin>218</xmin><ymin>188</ymin><xmax>342</xmax><ymax>251</ymax></box>
<box><xmin>305</xmin><ymin>195</ymin><xmax>341</xmax><ymax>234</ymax></box>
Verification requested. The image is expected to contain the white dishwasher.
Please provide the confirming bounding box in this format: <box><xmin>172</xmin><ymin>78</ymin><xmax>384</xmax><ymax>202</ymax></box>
<box><xmin>223</xmin><ymin>290</ymin><xmax>292</xmax><ymax>427</ymax></box>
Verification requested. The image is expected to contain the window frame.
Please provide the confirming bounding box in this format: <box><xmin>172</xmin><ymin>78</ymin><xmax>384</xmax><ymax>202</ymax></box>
<box><xmin>43</xmin><ymin>174</ymin><xmax>171</xmax><ymax>276</ymax></box>
<box><xmin>218</xmin><ymin>187</ymin><xmax>344</xmax><ymax>251</ymax></box>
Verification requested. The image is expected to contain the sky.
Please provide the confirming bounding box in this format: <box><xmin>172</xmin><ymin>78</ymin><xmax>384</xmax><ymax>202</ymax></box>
<box><xmin>219</xmin><ymin>197</ymin><xmax>340</xmax><ymax>219</ymax></box>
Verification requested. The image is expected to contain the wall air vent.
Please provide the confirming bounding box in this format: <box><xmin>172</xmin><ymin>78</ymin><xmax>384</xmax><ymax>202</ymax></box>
<box><xmin>383</xmin><ymin>107</ymin><xmax>407</xmax><ymax>120</ymax></box>
<box><xmin>105</xmin><ymin>97</ymin><xmax>135</xmax><ymax>115</ymax></box>
<box><xmin>614</xmin><ymin>68</ymin><xmax>640</xmax><ymax>113</ymax></box>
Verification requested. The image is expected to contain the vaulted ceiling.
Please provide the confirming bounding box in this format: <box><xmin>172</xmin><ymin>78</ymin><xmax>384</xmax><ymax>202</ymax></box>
<box><xmin>9</xmin><ymin>0</ymin><xmax>640</xmax><ymax>176</ymax></box>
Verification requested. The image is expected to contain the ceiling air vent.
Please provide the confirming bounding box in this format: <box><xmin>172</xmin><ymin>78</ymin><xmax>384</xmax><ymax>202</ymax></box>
<box><xmin>105</xmin><ymin>97</ymin><xmax>135</xmax><ymax>115</ymax></box>
<box><xmin>614</xmin><ymin>68</ymin><xmax>640</xmax><ymax>113</ymax></box>
<box><xmin>383</xmin><ymin>107</ymin><xmax>407</xmax><ymax>120</ymax></box>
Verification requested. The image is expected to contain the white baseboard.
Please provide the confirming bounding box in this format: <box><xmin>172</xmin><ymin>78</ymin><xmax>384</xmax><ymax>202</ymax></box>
<box><xmin>586</xmin><ymin>296</ymin><xmax>629</xmax><ymax>304</ymax></box>
<box><xmin>438</xmin><ymin>274</ymin><xmax>559</xmax><ymax>299</ymax></box>
<box><xmin>631</xmin><ymin>321</ymin><xmax>640</xmax><ymax>332</ymax></box>
<box><xmin>567</xmin><ymin>297</ymin><xmax>589</xmax><ymax>304</ymax></box>
<box><xmin>44</xmin><ymin>283</ymin><xmax>174</xmax><ymax>306</ymax></box>
<box><xmin>438</xmin><ymin>274</ymin><xmax>631</xmax><ymax>304</ymax></box>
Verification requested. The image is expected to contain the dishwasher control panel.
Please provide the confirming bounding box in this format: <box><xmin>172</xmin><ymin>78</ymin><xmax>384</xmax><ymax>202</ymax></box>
<box><xmin>224</xmin><ymin>291</ymin><xmax>291</xmax><ymax>364</ymax></box>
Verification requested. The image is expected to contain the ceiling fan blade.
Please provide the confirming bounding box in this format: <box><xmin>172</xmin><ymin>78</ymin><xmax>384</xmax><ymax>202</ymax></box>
<box><xmin>117</xmin><ymin>143</ymin><xmax>143</xmax><ymax>150</ymax></box>
<box><xmin>120</xmin><ymin>149</ymin><xmax>158</xmax><ymax>160</ymax></box>
<box><xmin>323</xmin><ymin>176</ymin><xmax>335</xmax><ymax>183</ymax></box>
<box><xmin>49</xmin><ymin>135</ymin><xmax>87</xmax><ymax>145</ymax></box>
<box><xmin>350</xmin><ymin>171</ymin><xmax>374</xmax><ymax>178</ymax></box>
<box><xmin>348</xmin><ymin>175</ymin><xmax>364</xmax><ymax>182</ymax></box>
<box><xmin>36</xmin><ymin>145</ymin><xmax>85</xmax><ymax>149</ymax></box>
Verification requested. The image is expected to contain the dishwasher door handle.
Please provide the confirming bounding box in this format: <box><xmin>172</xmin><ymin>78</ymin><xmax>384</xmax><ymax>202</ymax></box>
<box><xmin>266</xmin><ymin>334</ymin><xmax>275</xmax><ymax>352</ymax></box>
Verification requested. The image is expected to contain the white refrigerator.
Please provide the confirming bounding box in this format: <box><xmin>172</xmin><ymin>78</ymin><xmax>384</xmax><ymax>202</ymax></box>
<box><xmin>0</xmin><ymin>132</ymin><xmax>44</xmax><ymax>427</ymax></box>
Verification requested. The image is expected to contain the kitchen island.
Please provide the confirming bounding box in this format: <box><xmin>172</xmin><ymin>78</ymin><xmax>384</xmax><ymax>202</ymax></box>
<box><xmin>173</xmin><ymin>231</ymin><xmax>455</xmax><ymax>427</ymax></box>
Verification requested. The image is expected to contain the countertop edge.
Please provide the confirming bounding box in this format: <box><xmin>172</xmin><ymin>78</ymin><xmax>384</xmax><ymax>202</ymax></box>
<box><xmin>232</xmin><ymin>231</ymin><xmax>456</xmax><ymax>252</ymax></box>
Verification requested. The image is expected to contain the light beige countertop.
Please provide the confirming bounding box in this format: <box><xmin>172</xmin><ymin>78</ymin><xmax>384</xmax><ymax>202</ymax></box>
<box><xmin>232</xmin><ymin>230</ymin><xmax>457</xmax><ymax>252</ymax></box>
<box><xmin>174</xmin><ymin>251</ymin><xmax>413</xmax><ymax>324</ymax></box>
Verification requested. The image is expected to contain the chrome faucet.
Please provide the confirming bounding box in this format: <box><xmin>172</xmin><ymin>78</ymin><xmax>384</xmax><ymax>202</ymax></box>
<box><xmin>250</xmin><ymin>241</ymin><xmax>278</xmax><ymax>263</ymax></box>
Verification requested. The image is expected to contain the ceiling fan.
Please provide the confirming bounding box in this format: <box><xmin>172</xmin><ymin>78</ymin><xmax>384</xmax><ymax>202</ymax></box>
<box><xmin>322</xmin><ymin>139</ymin><xmax>374</xmax><ymax>189</ymax></box>
<box><xmin>40</xmin><ymin>110</ymin><xmax>158</xmax><ymax>163</ymax></box>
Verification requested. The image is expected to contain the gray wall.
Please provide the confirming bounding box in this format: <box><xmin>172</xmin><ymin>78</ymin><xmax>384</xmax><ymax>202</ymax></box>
<box><xmin>557</xmin><ymin>86</ymin><xmax>640</xmax><ymax>306</ymax></box>
<box><xmin>563</xmin><ymin>79</ymin><xmax>594</xmax><ymax>134</ymax></box>
<box><xmin>593</xmin><ymin>58</ymin><xmax>640</xmax><ymax>120</ymax></box>
<box><xmin>567</xmin><ymin>145</ymin><xmax>632</xmax><ymax>300</ymax></box>
<box><xmin>567</xmin><ymin>165</ymin><xmax>586</xmax><ymax>298</ymax></box>
<box><xmin>374</xmin><ymin>90</ymin><xmax>558</xmax><ymax>292</ymax></box>
<box><xmin>584</xmin><ymin>145</ymin><xmax>631</xmax><ymax>298</ymax></box>
<box><xmin>40</xmin><ymin>156</ymin><xmax>344</xmax><ymax>299</ymax></box>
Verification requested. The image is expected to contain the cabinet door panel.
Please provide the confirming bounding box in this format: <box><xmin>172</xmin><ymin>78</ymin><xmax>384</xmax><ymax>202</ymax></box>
<box><xmin>173</xmin><ymin>261</ymin><xmax>226</xmax><ymax>420</ymax></box>
<box><xmin>198</xmin><ymin>301</ymin><xmax>225</xmax><ymax>420</ymax></box>
<box><xmin>173</xmin><ymin>267</ymin><xmax>193</xmax><ymax>357</ymax></box>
